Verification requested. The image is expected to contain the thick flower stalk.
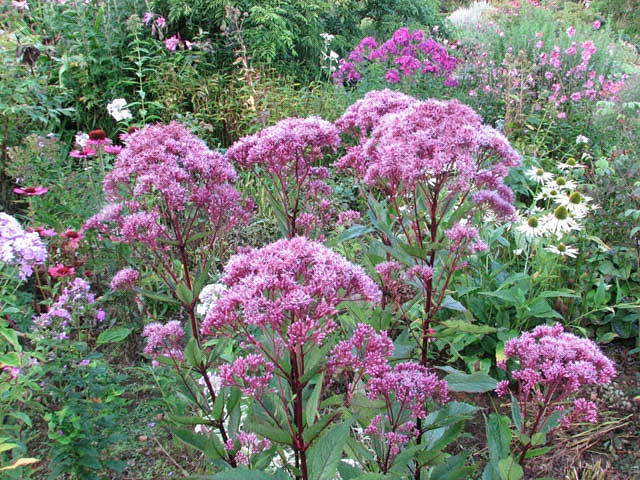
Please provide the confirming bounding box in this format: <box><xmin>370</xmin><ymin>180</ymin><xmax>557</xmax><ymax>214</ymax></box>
<box><xmin>329</xmin><ymin>324</ymin><xmax>448</xmax><ymax>474</ymax></box>
<box><xmin>85</xmin><ymin>122</ymin><xmax>252</xmax><ymax>342</ymax></box>
<box><xmin>202</xmin><ymin>237</ymin><xmax>381</xmax><ymax>479</ymax></box>
<box><xmin>496</xmin><ymin>323</ymin><xmax>616</xmax><ymax>464</ymax></box>
<box><xmin>336</xmin><ymin>90</ymin><xmax>521</xmax><ymax>365</ymax></box>
<box><xmin>225</xmin><ymin>116</ymin><xmax>341</xmax><ymax>239</ymax></box>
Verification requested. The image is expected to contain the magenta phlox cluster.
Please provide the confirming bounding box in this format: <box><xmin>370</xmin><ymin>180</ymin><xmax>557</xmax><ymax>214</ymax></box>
<box><xmin>225</xmin><ymin>116</ymin><xmax>340</xmax><ymax>238</ymax></box>
<box><xmin>32</xmin><ymin>278</ymin><xmax>105</xmax><ymax>340</ymax></box>
<box><xmin>334</xmin><ymin>27</ymin><xmax>459</xmax><ymax>87</ymax></box>
<box><xmin>497</xmin><ymin>323</ymin><xmax>616</xmax><ymax>424</ymax></box>
<box><xmin>0</xmin><ymin>212</ymin><xmax>48</xmax><ymax>280</ymax></box>
<box><xmin>142</xmin><ymin>320</ymin><xmax>185</xmax><ymax>366</ymax></box>
<box><xmin>86</xmin><ymin>122</ymin><xmax>251</xmax><ymax>247</ymax></box>
<box><xmin>202</xmin><ymin>237</ymin><xmax>381</xmax><ymax>348</ymax></box>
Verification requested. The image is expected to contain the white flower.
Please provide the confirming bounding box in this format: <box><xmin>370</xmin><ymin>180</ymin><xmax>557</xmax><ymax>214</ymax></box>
<box><xmin>540</xmin><ymin>206</ymin><xmax>582</xmax><ymax>238</ymax></box>
<box><xmin>515</xmin><ymin>215</ymin><xmax>547</xmax><ymax>239</ymax></box>
<box><xmin>320</xmin><ymin>32</ymin><xmax>335</xmax><ymax>42</ymax></box>
<box><xmin>546</xmin><ymin>243</ymin><xmax>579</xmax><ymax>258</ymax></box>
<box><xmin>544</xmin><ymin>176</ymin><xmax>578</xmax><ymax>192</ymax></box>
<box><xmin>525</xmin><ymin>166</ymin><xmax>554</xmax><ymax>184</ymax></box>
<box><xmin>557</xmin><ymin>157</ymin><xmax>586</xmax><ymax>171</ymax></box>
<box><xmin>575</xmin><ymin>135</ymin><xmax>590</xmax><ymax>144</ymax></box>
<box><xmin>196</xmin><ymin>283</ymin><xmax>228</xmax><ymax>316</ymax></box>
<box><xmin>555</xmin><ymin>190</ymin><xmax>592</xmax><ymax>218</ymax></box>
<box><xmin>106</xmin><ymin>98</ymin><xmax>133</xmax><ymax>122</ymax></box>
<box><xmin>74</xmin><ymin>131</ymin><xmax>89</xmax><ymax>148</ymax></box>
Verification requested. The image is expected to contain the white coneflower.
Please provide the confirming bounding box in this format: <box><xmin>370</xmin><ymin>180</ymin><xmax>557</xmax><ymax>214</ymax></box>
<box><xmin>544</xmin><ymin>176</ymin><xmax>578</xmax><ymax>192</ymax></box>
<box><xmin>557</xmin><ymin>157</ymin><xmax>586</xmax><ymax>171</ymax></box>
<box><xmin>556</xmin><ymin>190</ymin><xmax>592</xmax><ymax>218</ymax></box>
<box><xmin>525</xmin><ymin>166</ymin><xmax>554</xmax><ymax>184</ymax></box>
<box><xmin>540</xmin><ymin>205</ymin><xmax>582</xmax><ymax>237</ymax></box>
<box><xmin>546</xmin><ymin>243</ymin><xmax>579</xmax><ymax>258</ymax></box>
<box><xmin>575</xmin><ymin>135</ymin><xmax>590</xmax><ymax>144</ymax></box>
<box><xmin>535</xmin><ymin>185</ymin><xmax>562</xmax><ymax>203</ymax></box>
<box><xmin>515</xmin><ymin>214</ymin><xmax>547</xmax><ymax>239</ymax></box>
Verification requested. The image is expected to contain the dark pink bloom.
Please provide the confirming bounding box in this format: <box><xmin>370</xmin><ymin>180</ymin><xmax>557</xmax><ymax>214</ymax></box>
<box><xmin>14</xmin><ymin>185</ymin><xmax>48</xmax><ymax>196</ymax></box>
<box><xmin>69</xmin><ymin>147</ymin><xmax>96</xmax><ymax>158</ymax></box>
<box><xmin>48</xmin><ymin>264</ymin><xmax>75</xmax><ymax>278</ymax></box>
<box><xmin>61</xmin><ymin>229</ymin><xmax>84</xmax><ymax>248</ymax></box>
<box><xmin>103</xmin><ymin>145</ymin><xmax>123</xmax><ymax>155</ymax></box>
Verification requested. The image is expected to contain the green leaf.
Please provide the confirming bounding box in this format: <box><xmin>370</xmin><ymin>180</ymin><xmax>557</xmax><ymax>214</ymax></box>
<box><xmin>173</xmin><ymin>428</ymin><xmax>223</xmax><ymax>460</ymax></box>
<box><xmin>305</xmin><ymin>376</ymin><xmax>324</xmax><ymax>427</ymax></box>
<box><xmin>510</xmin><ymin>395</ymin><xmax>522</xmax><ymax>433</ymax></box>
<box><xmin>307</xmin><ymin>417</ymin><xmax>355</xmax><ymax>480</ymax></box>
<box><xmin>486</xmin><ymin>414</ymin><xmax>511</xmax><ymax>461</ymax></box>
<box><xmin>441</xmin><ymin>295</ymin><xmax>467</xmax><ymax>312</ymax></box>
<box><xmin>335</xmin><ymin>224</ymin><xmax>374</xmax><ymax>244</ymax></box>
<box><xmin>426</xmin><ymin>452</ymin><xmax>474</xmax><ymax>480</ymax></box>
<box><xmin>524</xmin><ymin>446</ymin><xmax>552</xmax><ymax>459</ymax></box>
<box><xmin>96</xmin><ymin>327</ymin><xmax>132</xmax><ymax>345</ymax></box>
<box><xmin>0</xmin><ymin>327</ymin><xmax>20</xmax><ymax>350</ymax></box>
<box><xmin>497</xmin><ymin>457</ymin><xmax>523</xmax><ymax>480</ymax></box>
<box><xmin>184</xmin><ymin>337</ymin><xmax>203</xmax><ymax>367</ymax></box>
<box><xmin>176</xmin><ymin>282</ymin><xmax>194</xmax><ymax>305</ymax></box>
<box><xmin>442</xmin><ymin>370</ymin><xmax>498</xmax><ymax>393</ymax></box>
<box><xmin>440</xmin><ymin>319</ymin><xmax>496</xmax><ymax>335</ymax></box>
<box><xmin>530</xmin><ymin>432</ymin><xmax>546</xmax><ymax>446</ymax></box>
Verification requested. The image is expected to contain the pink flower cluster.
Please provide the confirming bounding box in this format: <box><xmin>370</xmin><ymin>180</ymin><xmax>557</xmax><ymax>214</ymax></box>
<box><xmin>334</xmin><ymin>27</ymin><xmax>458</xmax><ymax>87</ymax></box>
<box><xmin>330</xmin><ymin>324</ymin><xmax>449</xmax><ymax>472</ymax></box>
<box><xmin>86</xmin><ymin>122</ymin><xmax>251</xmax><ymax>249</ymax></box>
<box><xmin>226</xmin><ymin>116</ymin><xmax>340</xmax><ymax>238</ymax></box>
<box><xmin>462</xmin><ymin>25</ymin><xmax>626</xmax><ymax>122</ymax></box>
<box><xmin>110</xmin><ymin>267</ymin><xmax>140</xmax><ymax>291</ymax></box>
<box><xmin>142</xmin><ymin>320</ymin><xmax>185</xmax><ymax>366</ymax></box>
<box><xmin>0</xmin><ymin>212</ymin><xmax>48</xmax><ymax>280</ymax></box>
<box><xmin>497</xmin><ymin>323</ymin><xmax>616</xmax><ymax>425</ymax></box>
<box><xmin>336</xmin><ymin>89</ymin><xmax>520</xmax><ymax>220</ymax></box>
<box><xmin>202</xmin><ymin>237</ymin><xmax>381</xmax><ymax>345</ymax></box>
<box><xmin>225</xmin><ymin>431</ymin><xmax>271</xmax><ymax>466</ymax></box>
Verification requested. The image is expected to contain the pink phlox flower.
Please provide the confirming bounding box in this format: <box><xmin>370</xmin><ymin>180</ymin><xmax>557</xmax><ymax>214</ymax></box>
<box><xmin>385</xmin><ymin>68</ymin><xmax>401</xmax><ymax>83</ymax></box>
<box><xmin>566</xmin><ymin>26</ymin><xmax>576</xmax><ymax>38</ymax></box>
<box><xmin>219</xmin><ymin>354</ymin><xmax>274</xmax><ymax>397</ymax></box>
<box><xmin>165</xmin><ymin>34</ymin><xmax>180</xmax><ymax>51</ymax></box>
<box><xmin>592</xmin><ymin>20</ymin><xmax>602</xmax><ymax>30</ymax></box>
<box><xmin>337</xmin><ymin>209</ymin><xmax>361</xmax><ymax>227</ymax></box>
<box><xmin>0</xmin><ymin>213</ymin><xmax>47</xmax><ymax>279</ymax></box>
<box><xmin>565</xmin><ymin>42</ymin><xmax>577</xmax><ymax>55</ymax></box>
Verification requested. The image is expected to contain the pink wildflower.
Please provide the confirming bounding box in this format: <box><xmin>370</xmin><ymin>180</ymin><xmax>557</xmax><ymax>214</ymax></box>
<box><xmin>110</xmin><ymin>268</ymin><xmax>140</xmax><ymax>291</ymax></box>
<box><xmin>219</xmin><ymin>354</ymin><xmax>274</xmax><ymax>397</ymax></box>
<box><xmin>592</xmin><ymin>20</ymin><xmax>601</xmax><ymax>30</ymax></box>
<box><xmin>48</xmin><ymin>264</ymin><xmax>75</xmax><ymax>278</ymax></box>
<box><xmin>566</xmin><ymin>26</ymin><xmax>576</xmax><ymax>38</ymax></box>
<box><xmin>165</xmin><ymin>34</ymin><xmax>180</xmax><ymax>51</ymax></box>
<box><xmin>142</xmin><ymin>320</ymin><xmax>185</xmax><ymax>365</ymax></box>
<box><xmin>13</xmin><ymin>185</ymin><xmax>48</xmax><ymax>196</ymax></box>
<box><xmin>69</xmin><ymin>147</ymin><xmax>96</xmax><ymax>158</ymax></box>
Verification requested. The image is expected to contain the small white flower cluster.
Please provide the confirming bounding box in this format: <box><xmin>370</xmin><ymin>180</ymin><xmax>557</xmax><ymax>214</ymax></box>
<box><xmin>515</xmin><ymin>151</ymin><xmax>595</xmax><ymax>258</ymax></box>
<box><xmin>320</xmin><ymin>32</ymin><xmax>339</xmax><ymax>74</ymax></box>
<box><xmin>106</xmin><ymin>98</ymin><xmax>133</xmax><ymax>122</ymax></box>
<box><xmin>196</xmin><ymin>282</ymin><xmax>228</xmax><ymax>316</ymax></box>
